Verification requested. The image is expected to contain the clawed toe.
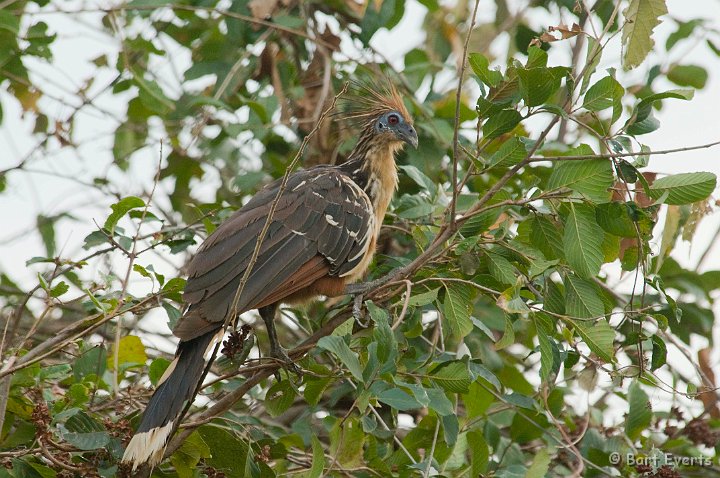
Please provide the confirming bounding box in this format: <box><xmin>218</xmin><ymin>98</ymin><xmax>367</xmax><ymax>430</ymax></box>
<box><xmin>269</xmin><ymin>347</ymin><xmax>302</xmax><ymax>377</ymax></box>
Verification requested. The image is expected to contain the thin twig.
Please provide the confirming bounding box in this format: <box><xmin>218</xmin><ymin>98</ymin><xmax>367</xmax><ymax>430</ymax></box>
<box><xmin>422</xmin><ymin>414</ymin><xmax>441</xmax><ymax>477</ymax></box>
<box><xmin>392</xmin><ymin>280</ymin><xmax>413</xmax><ymax>330</ymax></box>
<box><xmin>449</xmin><ymin>0</ymin><xmax>482</xmax><ymax>227</ymax></box>
<box><xmin>530</xmin><ymin>139</ymin><xmax>720</xmax><ymax>162</ymax></box>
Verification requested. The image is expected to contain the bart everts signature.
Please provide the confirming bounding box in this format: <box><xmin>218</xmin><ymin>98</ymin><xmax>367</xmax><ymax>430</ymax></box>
<box><xmin>609</xmin><ymin>452</ymin><xmax>712</xmax><ymax>468</ymax></box>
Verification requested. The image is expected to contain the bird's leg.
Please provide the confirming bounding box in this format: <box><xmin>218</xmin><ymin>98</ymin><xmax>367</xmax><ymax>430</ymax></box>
<box><xmin>352</xmin><ymin>294</ymin><xmax>370</xmax><ymax>327</ymax></box>
<box><xmin>258</xmin><ymin>303</ymin><xmax>301</xmax><ymax>375</ymax></box>
<box><xmin>346</xmin><ymin>278</ymin><xmax>391</xmax><ymax>326</ymax></box>
<box><xmin>345</xmin><ymin>277</ymin><xmax>387</xmax><ymax>295</ymax></box>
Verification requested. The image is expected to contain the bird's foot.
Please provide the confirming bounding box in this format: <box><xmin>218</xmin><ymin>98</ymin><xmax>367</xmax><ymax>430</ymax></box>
<box><xmin>269</xmin><ymin>346</ymin><xmax>302</xmax><ymax>378</ymax></box>
<box><xmin>344</xmin><ymin>275</ymin><xmax>390</xmax><ymax>296</ymax></box>
<box><xmin>352</xmin><ymin>294</ymin><xmax>370</xmax><ymax>327</ymax></box>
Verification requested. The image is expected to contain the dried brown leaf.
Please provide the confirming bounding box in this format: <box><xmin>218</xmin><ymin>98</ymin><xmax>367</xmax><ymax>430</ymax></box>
<box><xmin>698</xmin><ymin>347</ymin><xmax>720</xmax><ymax>418</ymax></box>
<box><xmin>249</xmin><ymin>0</ymin><xmax>279</xmax><ymax>19</ymax></box>
<box><xmin>682</xmin><ymin>199</ymin><xmax>712</xmax><ymax>242</ymax></box>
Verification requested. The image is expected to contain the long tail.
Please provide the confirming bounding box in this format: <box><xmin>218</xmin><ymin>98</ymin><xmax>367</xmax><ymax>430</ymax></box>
<box><xmin>122</xmin><ymin>330</ymin><xmax>221</xmax><ymax>470</ymax></box>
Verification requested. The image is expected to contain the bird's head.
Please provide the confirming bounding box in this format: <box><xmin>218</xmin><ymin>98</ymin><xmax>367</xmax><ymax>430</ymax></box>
<box><xmin>373</xmin><ymin>110</ymin><xmax>418</xmax><ymax>149</ymax></box>
<box><xmin>342</xmin><ymin>83</ymin><xmax>419</xmax><ymax>152</ymax></box>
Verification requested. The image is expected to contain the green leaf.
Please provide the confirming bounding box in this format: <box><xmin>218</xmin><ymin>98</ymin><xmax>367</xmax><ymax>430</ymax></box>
<box><xmin>395</xmin><ymin>194</ymin><xmax>433</xmax><ymax>219</ymax></box>
<box><xmin>148</xmin><ymin>358</ymin><xmax>171</xmax><ymax>386</ymax></box>
<box><xmin>488</xmin><ymin>136</ymin><xmax>529</xmax><ymax>168</ymax></box>
<box><xmin>264</xmin><ymin>380</ymin><xmax>297</xmax><ymax>417</ymax></box>
<box><xmin>36</xmin><ymin>214</ymin><xmax>57</xmax><ymax>257</ymax></box>
<box><xmin>331</xmin><ymin>417</ymin><xmax>365</xmax><ymax>467</ymax></box>
<box><xmin>535</xmin><ymin>317</ymin><xmax>559</xmax><ymax>382</ymax></box>
<box><xmin>648</xmin><ymin>172</ymin><xmax>716</xmax><ymax>205</ymax></box>
<box><xmin>582</xmin><ymin>75</ymin><xmax>624</xmax><ymax>123</ymax></box>
<box><xmin>39</xmin><ymin>364</ymin><xmax>71</xmax><ymax>381</ymax></box>
<box><xmin>517</xmin><ymin>66</ymin><xmax>568</xmax><ymax>107</ymax></box>
<box><xmin>626</xmin><ymin>381</ymin><xmax>652</xmax><ymax>440</ymax></box>
<box><xmin>431</xmin><ymin>360</ymin><xmax>472</xmax><ymax>393</ymax></box>
<box><xmin>468</xmin><ymin>430</ymin><xmax>489</xmax><ymax>475</ymax></box>
<box><xmin>317</xmin><ymin>336</ymin><xmax>363</xmax><ymax>382</ymax></box>
<box><xmin>563</xmin><ymin>203</ymin><xmax>605</xmax><ymax>278</ymax></box>
<box><xmin>307</xmin><ymin>435</ymin><xmax>325</xmax><ymax>478</ymax></box>
<box><xmin>528</xmin><ymin>215</ymin><xmax>564</xmax><ymax>260</ymax></box>
<box><xmin>82</xmin><ymin>230</ymin><xmax>108</xmax><ymax>250</ymax></box>
<box><xmin>359</xmin><ymin>0</ymin><xmax>402</xmax><ymax>44</ymax></box>
<box><xmin>651</xmin><ymin>335</ymin><xmax>667</xmax><ymax>370</ymax></box>
<box><xmin>580</xmin><ymin>37</ymin><xmax>602</xmax><ymax>94</ymax></box>
<box><xmin>459</xmin><ymin>190</ymin><xmax>511</xmax><ymax>237</ymax></box>
<box><xmin>707</xmin><ymin>39</ymin><xmax>720</xmax><ymax>57</ymax></box>
<box><xmin>11</xmin><ymin>459</ymin><xmax>57</xmax><ymax>478</ymax></box>
<box><xmin>482</xmin><ymin>109</ymin><xmax>522</xmax><ymax>139</ymax></box>
<box><xmin>666</xmin><ymin>19</ymin><xmax>702</xmax><ymax>50</ymax></box>
<box><xmin>407</xmin><ymin>288</ymin><xmax>439</xmax><ymax>307</ymax></box>
<box><xmin>497</xmin><ymin>288</ymin><xmax>530</xmax><ymax>314</ymax></box>
<box><xmin>63</xmin><ymin>431</ymin><xmax>110</xmax><ymax>450</ymax></box>
<box><xmin>564</xmin><ymin>275</ymin><xmax>605</xmax><ymax>319</ymax></box>
<box><xmin>485</xmin><ymin>251</ymin><xmax>516</xmax><ymax>285</ymax></box>
<box><xmin>626</xmin><ymin>108</ymin><xmax>660</xmax><ymax>135</ymax></box>
<box><xmin>595</xmin><ymin>202</ymin><xmax>641</xmax><ymax>237</ymax></box>
<box><xmin>376</xmin><ymin>388</ymin><xmax>422</xmax><ymax>411</ymax></box>
<box><xmin>73</xmin><ymin>346</ymin><xmax>107</xmax><ymax>381</ymax></box>
<box><xmin>398</xmin><ymin>164</ymin><xmax>437</xmax><ymax>195</ymax></box>
<box><xmin>49</xmin><ymin>281</ymin><xmax>69</xmax><ymax>298</ymax></box>
<box><xmin>622</xmin><ymin>0</ymin><xmax>668</xmax><ymax>70</ymax></box>
<box><xmin>525</xmin><ymin>448</ymin><xmax>551</xmax><ymax>478</ymax></box>
<box><xmin>367</xmin><ymin>301</ymin><xmax>397</xmax><ymax>368</ymax></box>
<box><xmin>469</xmin><ymin>362</ymin><xmax>502</xmax><ymax>390</ymax></box>
<box><xmin>572</xmin><ymin>319</ymin><xmax>614</xmax><ymax>363</ymax></box>
<box><xmin>107</xmin><ymin>335</ymin><xmax>147</xmax><ymax>371</ymax></box>
<box><xmin>625</xmin><ymin>90</ymin><xmax>693</xmax><ymax>136</ymax></box>
<box><xmin>426</xmin><ymin>387</ymin><xmax>454</xmax><ymax>416</ymax></box>
<box><xmin>441</xmin><ymin>284</ymin><xmax>474</xmax><ymax>339</ymax></box>
<box><xmin>113</xmin><ymin>121</ymin><xmax>147</xmax><ymax>167</ymax></box>
<box><xmin>667</xmin><ymin>64</ymin><xmax>708</xmax><ymax>89</ymax></box>
<box><xmin>134</xmin><ymin>75</ymin><xmax>174</xmax><ymax>115</ymax></box>
<box><xmin>548</xmin><ymin>154</ymin><xmax>613</xmax><ymax>202</ymax></box>
<box><xmin>494</xmin><ymin>315</ymin><xmax>515</xmax><ymax>350</ymax></box>
<box><xmin>198</xmin><ymin>425</ymin><xmax>249</xmax><ymax>478</ymax></box>
<box><xmin>0</xmin><ymin>11</ymin><xmax>20</xmax><ymax>34</ymax></box>
<box><xmin>468</xmin><ymin>52</ymin><xmax>502</xmax><ymax>87</ymax></box>
<box><xmin>171</xmin><ymin>431</ymin><xmax>211</xmax><ymax>478</ymax></box>
<box><xmin>104</xmin><ymin>196</ymin><xmax>145</xmax><ymax>233</ymax></box>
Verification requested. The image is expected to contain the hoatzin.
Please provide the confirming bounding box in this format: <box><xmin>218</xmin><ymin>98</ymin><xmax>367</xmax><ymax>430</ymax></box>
<box><xmin>122</xmin><ymin>85</ymin><xmax>418</xmax><ymax>469</ymax></box>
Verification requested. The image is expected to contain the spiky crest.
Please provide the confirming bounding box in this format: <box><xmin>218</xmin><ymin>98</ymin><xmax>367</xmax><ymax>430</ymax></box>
<box><xmin>339</xmin><ymin>81</ymin><xmax>413</xmax><ymax>127</ymax></box>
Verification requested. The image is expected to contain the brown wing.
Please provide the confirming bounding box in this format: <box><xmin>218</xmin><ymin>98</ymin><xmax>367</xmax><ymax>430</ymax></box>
<box><xmin>173</xmin><ymin>167</ymin><xmax>374</xmax><ymax>341</ymax></box>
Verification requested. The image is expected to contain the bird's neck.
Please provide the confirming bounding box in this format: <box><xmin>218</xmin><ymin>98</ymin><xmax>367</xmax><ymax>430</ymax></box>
<box><xmin>341</xmin><ymin>140</ymin><xmax>401</xmax><ymax>224</ymax></box>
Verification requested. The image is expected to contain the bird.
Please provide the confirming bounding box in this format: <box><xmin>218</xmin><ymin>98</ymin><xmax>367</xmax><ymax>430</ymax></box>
<box><xmin>121</xmin><ymin>84</ymin><xmax>418</xmax><ymax>470</ymax></box>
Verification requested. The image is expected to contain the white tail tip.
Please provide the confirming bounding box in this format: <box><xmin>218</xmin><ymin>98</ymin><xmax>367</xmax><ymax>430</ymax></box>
<box><xmin>121</xmin><ymin>421</ymin><xmax>174</xmax><ymax>471</ymax></box>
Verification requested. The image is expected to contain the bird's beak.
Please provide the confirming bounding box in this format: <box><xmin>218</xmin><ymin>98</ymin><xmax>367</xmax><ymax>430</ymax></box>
<box><xmin>396</xmin><ymin>124</ymin><xmax>419</xmax><ymax>149</ymax></box>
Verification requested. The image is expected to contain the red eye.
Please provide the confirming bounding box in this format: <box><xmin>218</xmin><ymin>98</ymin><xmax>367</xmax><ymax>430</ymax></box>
<box><xmin>388</xmin><ymin>114</ymin><xmax>400</xmax><ymax>125</ymax></box>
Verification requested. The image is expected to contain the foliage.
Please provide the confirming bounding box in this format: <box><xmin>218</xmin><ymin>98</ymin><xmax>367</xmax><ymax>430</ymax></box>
<box><xmin>1</xmin><ymin>0</ymin><xmax>720</xmax><ymax>477</ymax></box>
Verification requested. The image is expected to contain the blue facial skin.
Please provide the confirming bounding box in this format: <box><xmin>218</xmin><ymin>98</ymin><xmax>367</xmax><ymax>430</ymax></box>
<box><xmin>375</xmin><ymin>111</ymin><xmax>419</xmax><ymax>149</ymax></box>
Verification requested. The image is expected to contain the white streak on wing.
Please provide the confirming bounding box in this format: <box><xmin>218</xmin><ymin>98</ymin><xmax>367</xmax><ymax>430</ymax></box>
<box><xmin>206</xmin><ymin>329</ymin><xmax>225</xmax><ymax>358</ymax></box>
<box><xmin>344</xmin><ymin>216</ymin><xmax>374</xmax><ymax>264</ymax></box>
<box><xmin>156</xmin><ymin>356</ymin><xmax>178</xmax><ymax>387</ymax></box>
<box><xmin>291</xmin><ymin>229</ymin><xmax>306</xmax><ymax>236</ymax></box>
<box><xmin>312</xmin><ymin>191</ymin><xmax>323</xmax><ymax>198</ymax></box>
<box><xmin>122</xmin><ymin>421</ymin><xmax>174</xmax><ymax>471</ymax></box>
<box><xmin>337</xmin><ymin>174</ymin><xmax>377</xmax><ymax>278</ymax></box>
<box><xmin>292</xmin><ymin>180</ymin><xmax>307</xmax><ymax>191</ymax></box>
<box><xmin>325</xmin><ymin>214</ymin><xmax>339</xmax><ymax>226</ymax></box>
